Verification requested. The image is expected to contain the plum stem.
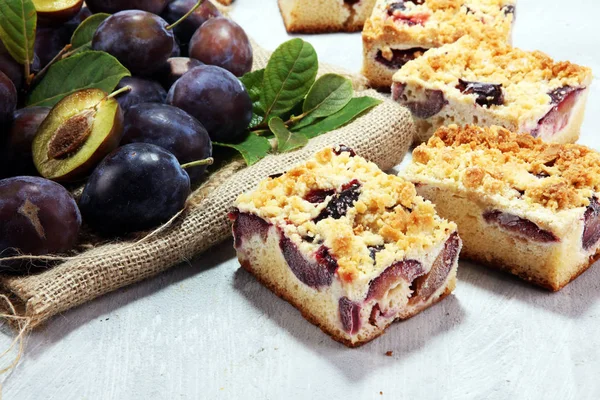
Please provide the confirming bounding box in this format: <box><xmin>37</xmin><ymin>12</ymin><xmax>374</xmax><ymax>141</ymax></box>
<box><xmin>166</xmin><ymin>0</ymin><xmax>205</xmax><ymax>30</ymax></box>
<box><xmin>180</xmin><ymin>157</ymin><xmax>214</xmax><ymax>169</ymax></box>
<box><xmin>29</xmin><ymin>44</ymin><xmax>72</xmax><ymax>88</ymax></box>
<box><xmin>107</xmin><ymin>85</ymin><xmax>132</xmax><ymax>99</ymax></box>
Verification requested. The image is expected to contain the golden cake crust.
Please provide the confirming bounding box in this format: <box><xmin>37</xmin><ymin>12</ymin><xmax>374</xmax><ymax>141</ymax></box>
<box><xmin>393</xmin><ymin>36</ymin><xmax>593</xmax><ymax>123</ymax></box>
<box><xmin>235</xmin><ymin>147</ymin><xmax>456</xmax><ymax>284</ymax></box>
<box><xmin>363</xmin><ymin>0</ymin><xmax>514</xmax><ymax>48</ymax></box>
<box><xmin>411</xmin><ymin>125</ymin><xmax>600</xmax><ymax>211</ymax></box>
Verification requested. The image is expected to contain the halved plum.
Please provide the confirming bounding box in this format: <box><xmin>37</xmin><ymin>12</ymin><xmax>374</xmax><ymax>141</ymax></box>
<box><xmin>375</xmin><ymin>48</ymin><xmax>427</xmax><ymax>70</ymax></box>
<box><xmin>339</xmin><ymin>297</ymin><xmax>361</xmax><ymax>335</ymax></box>
<box><xmin>33</xmin><ymin>0</ymin><xmax>83</xmax><ymax>25</ymax></box>
<box><xmin>409</xmin><ymin>232</ymin><xmax>460</xmax><ymax>303</ymax></box>
<box><xmin>393</xmin><ymin>84</ymin><xmax>446</xmax><ymax>119</ymax></box>
<box><xmin>531</xmin><ymin>86</ymin><xmax>584</xmax><ymax>138</ymax></box>
<box><xmin>483</xmin><ymin>211</ymin><xmax>558</xmax><ymax>242</ymax></box>
<box><xmin>457</xmin><ymin>79</ymin><xmax>504</xmax><ymax>107</ymax></box>
<box><xmin>230</xmin><ymin>211</ymin><xmax>271</xmax><ymax>248</ymax></box>
<box><xmin>366</xmin><ymin>259</ymin><xmax>424</xmax><ymax>300</ymax></box>
<box><xmin>32</xmin><ymin>89</ymin><xmax>124</xmax><ymax>182</ymax></box>
<box><xmin>314</xmin><ymin>179</ymin><xmax>361</xmax><ymax>222</ymax></box>
<box><xmin>583</xmin><ymin>197</ymin><xmax>600</xmax><ymax>251</ymax></box>
<box><xmin>280</xmin><ymin>235</ymin><xmax>337</xmax><ymax>288</ymax></box>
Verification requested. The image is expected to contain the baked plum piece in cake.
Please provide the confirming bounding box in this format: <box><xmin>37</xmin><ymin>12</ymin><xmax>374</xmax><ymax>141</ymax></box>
<box><xmin>392</xmin><ymin>36</ymin><xmax>593</xmax><ymax>143</ymax></box>
<box><xmin>278</xmin><ymin>0</ymin><xmax>377</xmax><ymax>33</ymax></box>
<box><xmin>363</xmin><ymin>0</ymin><xmax>515</xmax><ymax>89</ymax></box>
<box><xmin>230</xmin><ymin>146</ymin><xmax>461</xmax><ymax>347</ymax></box>
<box><xmin>403</xmin><ymin>125</ymin><xmax>600</xmax><ymax>291</ymax></box>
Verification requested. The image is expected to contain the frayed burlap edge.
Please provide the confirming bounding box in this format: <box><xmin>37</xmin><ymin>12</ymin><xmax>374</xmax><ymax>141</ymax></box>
<box><xmin>0</xmin><ymin>42</ymin><xmax>414</xmax><ymax>331</ymax></box>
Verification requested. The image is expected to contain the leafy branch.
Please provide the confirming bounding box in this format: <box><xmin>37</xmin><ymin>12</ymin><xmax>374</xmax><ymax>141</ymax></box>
<box><xmin>216</xmin><ymin>39</ymin><xmax>382</xmax><ymax>165</ymax></box>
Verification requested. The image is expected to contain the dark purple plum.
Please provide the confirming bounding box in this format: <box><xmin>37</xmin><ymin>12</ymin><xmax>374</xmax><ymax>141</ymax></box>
<box><xmin>0</xmin><ymin>176</ymin><xmax>81</xmax><ymax>273</ymax></box>
<box><xmin>483</xmin><ymin>211</ymin><xmax>558</xmax><ymax>243</ymax></box>
<box><xmin>304</xmin><ymin>188</ymin><xmax>335</xmax><ymax>204</ymax></box>
<box><xmin>154</xmin><ymin>57</ymin><xmax>204</xmax><ymax>90</ymax></box>
<box><xmin>161</xmin><ymin>0</ymin><xmax>222</xmax><ymax>44</ymax></box>
<box><xmin>34</xmin><ymin>26</ymin><xmax>71</xmax><ymax>68</ymax></box>
<box><xmin>393</xmin><ymin>84</ymin><xmax>446</xmax><ymax>119</ymax></box>
<box><xmin>64</xmin><ymin>6</ymin><xmax>93</xmax><ymax>35</ymax></box>
<box><xmin>121</xmin><ymin>103</ymin><xmax>212</xmax><ymax>183</ymax></box>
<box><xmin>339</xmin><ymin>297</ymin><xmax>361</xmax><ymax>335</ymax></box>
<box><xmin>0</xmin><ymin>42</ymin><xmax>24</xmax><ymax>92</ymax></box>
<box><xmin>279</xmin><ymin>235</ymin><xmax>337</xmax><ymax>288</ymax></box>
<box><xmin>115</xmin><ymin>76</ymin><xmax>167</xmax><ymax>112</ymax></box>
<box><xmin>0</xmin><ymin>71</ymin><xmax>17</xmax><ymax>131</ymax></box>
<box><xmin>85</xmin><ymin>0</ymin><xmax>169</xmax><ymax>14</ymax></box>
<box><xmin>333</xmin><ymin>145</ymin><xmax>356</xmax><ymax>157</ymax></box>
<box><xmin>92</xmin><ymin>10</ymin><xmax>175</xmax><ymax>76</ymax></box>
<box><xmin>457</xmin><ymin>79</ymin><xmax>504</xmax><ymax>107</ymax></box>
<box><xmin>410</xmin><ymin>232</ymin><xmax>460</xmax><ymax>303</ymax></box>
<box><xmin>315</xmin><ymin>180</ymin><xmax>362</xmax><ymax>222</ymax></box>
<box><xmin>583</xmin><ymin>197</ymin><xmax>600</xmax><ymax>251</ymax></box>
<box><xmin>366</xmin><ymin>259</ymin><xmax>424</xmax><ymax>301</ymax></box>
<box><xmin>230</xmin><ymin>211</ymin><xmax>271</xmax><ymax>248</ymax></box>
<box><xmin>167</xmin><ymin>65</ymin><xmax>252</xmax><ymax>143</ymax></box>
<box><xmin>189</xmin><ymin>17</ymin><xmax>253</xmax><ymax>77</ymax></box>
<box><xmin>0</xmin><ymin>107</ymin><xmax>50</xmax><ymax>178</ymax></box>
<box><xmin>375</xmin><ymin>47</ymin><xmax>427</xmax><ymax>70</ymax></box>
<box><xmin>79</xmin><ymin>143</ymin><xmax>190</xmax><ymax>235</ymax></box>
<box><xmin>171</xmin><ymin>39</ymin><xmax>181</xmax><ymax>57</ymax></box>
<box><xmin>387</xmin><ymin>0</ymin><xmax>425</xmax><ymax>15</ymax></box>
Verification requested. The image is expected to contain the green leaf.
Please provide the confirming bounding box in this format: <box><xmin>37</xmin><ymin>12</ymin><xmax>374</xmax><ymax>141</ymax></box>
<box><xmin>27</xmin><ymin>51</ymin><xmax>130</xmax><ymax>107</ymax></box>
<box><xmin>240</xmin><ymin>69</ymin><xmax>265</xmax><ymax>128</ymax></box>
<box><xmin>260</xmin><ymin>38</ymin><xmax>318</xmax><ymax>120</ymax></box>
<box><xmin>70</xmin><ymin>13</ymin><xmax>110</xmax><ymax>52</ymax></box>
<box><xmin>0</xmin><ymin>0</ymin><xmax>36</xmax><ymax>66</ymax></box>
<box><xmin>302</xmin><ymin>74</ymin><xmax>353</xmax><ymax>118</ymax></box>
<box><xmin>295</xmin><ymin>96</ymin><xmax>382</xmax><ymax>139</ymax></box>
<box><xmin>269</xmin><ymin>117</ymin><xmax>308</xmax><ymax>153</ymax></box>
<box><xmin>214</xmin><ymin>133</ymin><xmax>271</xmax><ymax>166</ymax></box>
<box><xmin>240</xmin><ymin>69</ymin><xmax>264</xmax><ymax>109</ymax></box>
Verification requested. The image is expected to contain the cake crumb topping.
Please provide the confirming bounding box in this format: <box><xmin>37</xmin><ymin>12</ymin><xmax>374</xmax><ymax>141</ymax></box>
<box><xmin>363</xmin><ymin>0</ymin><xmax>515</xmax><ymax>48</ymax></box>
<box><xmin>408</xmin><ymin>125</ymin><xmax>600</xmax><ymax>211</ymax></box>
<box><xmin>235</xmin><ymin>147</ymin><xmax>456</xmax><ymax>282</ymax></box>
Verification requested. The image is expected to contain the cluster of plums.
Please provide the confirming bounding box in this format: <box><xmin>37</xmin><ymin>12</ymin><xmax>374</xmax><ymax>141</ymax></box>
<box><xmin>0</xmin><ymin>0</ymin><xmax>255</xmax><ymax>273</ymax></box>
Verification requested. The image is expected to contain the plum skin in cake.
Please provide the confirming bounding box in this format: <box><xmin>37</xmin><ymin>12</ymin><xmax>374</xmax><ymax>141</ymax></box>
<box><xmin>392</xmin><ymin>36</ymin><xmax>593</xmax><ymax>144</ymax></box>
<box><xmin>278</xmin><ymin>0</ymin><xmax>377</xmax><ymax>33</ymax></box>
<box><xmin>402</xmin><ymin>125</ymin><xmax>600</xmax><ymax>291</ymax></box>
<box><xmin>230</xmin><ymin>146</ymin><xmax>462</xmax><ymax>347</ymax></box>
<box><xmin>362</xmin><ymin>0</ymin><xmax>516</xmax><ymax>90</ymax></box>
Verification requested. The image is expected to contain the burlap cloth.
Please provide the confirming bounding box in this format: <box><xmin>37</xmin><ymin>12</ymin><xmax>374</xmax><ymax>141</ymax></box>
<box><xmin>0</xmin><ymin>43</ymin><xmax>415</xmax><ymax>329</ymax></box>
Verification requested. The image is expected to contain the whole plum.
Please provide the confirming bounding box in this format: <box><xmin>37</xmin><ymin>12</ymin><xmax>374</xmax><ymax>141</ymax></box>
<box><xmin>0</xmin><ymin>71</ymin><xmax>17</xmax><ymax>131</ymax></box>
<box><xmin>115</xmin><ymin>76</ymin><xmax>167</xmax><ymax>112</ymax></box>
<box><xmin>79</xmin><ymin>143</ymin><xmax>191</xmax><ymax>235</ymax></box>
<box><xmin>0</xmin><ymin>42</ymin><xmax>23</xmax><ymax>92</ymax></box>
<box><xmin>92</xmin><ymin>10</ymin><xmax>175</xmax><ymax>76</ymax></box>
<box><xmin>0</xmin><ymin>107</ymin><xmax>50</xmax><ymax>178</ymax></box>
<box><xmin>35</xmin><ymin>26</ymin><xmax>71</xmax><ymax>68</ymax></box>
<box><xmin>189</xmin><ymin>17</ymin><xmax>253</xmax><ymax>77</ymax></box>
<box><xmin>0</xmin><ymin>176</ymin><xmax>81</xmax><ymax>273</ymax></box>
<box><xmin>167</xmin><ymin>65</ymin><xmax>252</xmax><ymax>143</ymax></box>
<box><xmin>154</xmin><ymin>57</ymin><xmax>203</xmax><ymax>90</ymax></box>
<box><xmin>162</xmin><ymin>0</ymin><xmax>222</xmax><ymax>44</ymax></box>
<box><xmin>121</xmin><ymin>103</ymin><xmax>212</xmax><ymax>184</ymax></box>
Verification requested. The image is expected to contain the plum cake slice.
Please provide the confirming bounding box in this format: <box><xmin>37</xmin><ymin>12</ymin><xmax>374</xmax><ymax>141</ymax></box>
<box><xmin>363</xmin><ymin>0</ymin><xmax>515</xmax><ymax>89</ymax></box>
<box><xmin>402</xmin><ymin>125</ymin><xmax>600</xmax><ymax>291</ymax></box>
<box><xmin>278</xmin><ymin>0</ymin><xmax>377</xmax><ymax>33</ymax></box>
<box><xmin>392</xmin><ymin>36</ymin><xmax>593</xmax><ymax>143</ymax></box>
<box><xmin>230</xmin><ymin>146</ymin><xmax>461</xmax><ymax>347</ymax></box>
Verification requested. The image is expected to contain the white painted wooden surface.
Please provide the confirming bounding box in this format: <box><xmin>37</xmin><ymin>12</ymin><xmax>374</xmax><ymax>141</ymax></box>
<box><xmin>3</xmin><ymin>1</ymin><xmax>600</xmax><ymax>398</ymax></box>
